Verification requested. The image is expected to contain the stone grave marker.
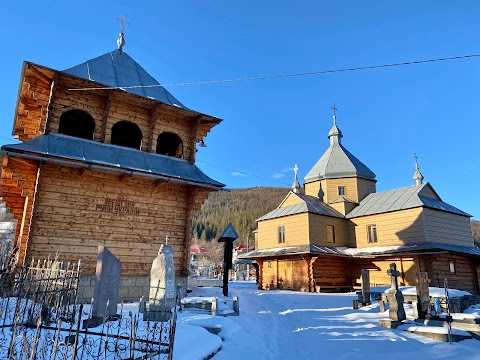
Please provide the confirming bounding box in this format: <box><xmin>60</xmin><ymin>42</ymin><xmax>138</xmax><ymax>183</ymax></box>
<box><xmin>361</xmin><ymin>269</ymin><xmax>370</xmax><ymax>305</ymax></box>
<box><xmin>386</xmin><ymin>263</ymin><xmax>406</xmax><ymax>322</ymax></box>
<box><xmin>416</xmin><ymin>272</ymin><xmax>430</xmax><ymax>319</ymax></box>
<box><xmin>84</xmin><ymin>246</ymin><xmax>121</xmax><ymax>328</ymax></box>
<box><xmin>379</xmin><ymin>263</ymin><xmax>406</xmax><ymax>329</ymax></box>
<box><xmin>144</xmin><ymin>244</ymin><xmax>176</xmax><ymax>321</ymax></box>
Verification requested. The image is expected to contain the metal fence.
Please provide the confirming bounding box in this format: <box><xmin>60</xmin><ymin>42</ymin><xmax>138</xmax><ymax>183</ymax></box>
<box><xmin>0</xmin><ymin>258</ymin><xmax>177</xmax><ymax>359</ymax></box>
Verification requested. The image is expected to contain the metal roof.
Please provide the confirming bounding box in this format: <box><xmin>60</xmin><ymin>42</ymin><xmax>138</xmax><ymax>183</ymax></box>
<box><xmin>239</xmin><ymin>245</ymin><xmax>348</xmax><ymax>259</ymax></box>
<box><xmin>63</xmin><ymin>49</ymin><xmax>187</xmax><ymax>109</ymax></box>
<box><xmin>304</xmin><ymin>125</ymin><xmax>376</xmax><ymax>183</ymax></box>
<box><xmin>240</xmin><ymin>242</ymin><xmax>480</xmax><ymax>259</ymax></box>
<box><xmin>256</xmin><ymin>192</ymin><xmax>344</xmax><ymax>221</ymax></box>
<box><xmin>347</xmin><ymin>183</ymin><xmax>470</xmax><ymax>218</ymax></box>
<box><xmin>1</xmin><ymin>134</ymin><xmax>225</xmax><ymax>189</ymax></box>
<box><xmin>346</xmin><ymin>242</ymin><xmax>480</xmax><ymax>257</ymax></box>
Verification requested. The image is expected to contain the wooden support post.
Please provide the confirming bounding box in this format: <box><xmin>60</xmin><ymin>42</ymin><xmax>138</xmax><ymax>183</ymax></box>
<box><xmin>44</xmin><ymin>77</ymin><xmax>57</xmax><ymax>134</ymax></box>
<box><xmin>147</xmin><ymin>104</ymin><xmax>162</xmax><ymax>152</ymax></box>
<box><xmin>189</xmin><ymin>116</ymin><xmax>202</xmax><ymax>164</ymax></box>
<box><xmin>255</xmin><ymin>258</ymin><xmax>263</xmax><ymax>290</ymax></box>
<box><xmin>100</xmin><ymin>91</ymin><xmax>114</xmax><ymax>142</ymax></box>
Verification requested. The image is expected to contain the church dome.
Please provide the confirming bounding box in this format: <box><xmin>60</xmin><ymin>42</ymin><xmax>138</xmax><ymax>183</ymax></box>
<box><xmin>304</xmin><ymin>122</ymin><xmax>376</xmax><ymax>183</ymax></box>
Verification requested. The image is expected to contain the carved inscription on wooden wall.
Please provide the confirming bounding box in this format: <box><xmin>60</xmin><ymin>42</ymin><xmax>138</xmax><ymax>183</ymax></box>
<box><xmin>96</xmin><ymin>195</ymin><xmax>140</xmax><ymax>215</ymax></box>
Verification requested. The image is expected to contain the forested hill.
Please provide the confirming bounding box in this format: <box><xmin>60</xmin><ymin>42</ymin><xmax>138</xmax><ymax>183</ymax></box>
<box><xmin>192</xmin><ymin>187</ymin><xmax>289</xmax><ymax>244</ymax></box>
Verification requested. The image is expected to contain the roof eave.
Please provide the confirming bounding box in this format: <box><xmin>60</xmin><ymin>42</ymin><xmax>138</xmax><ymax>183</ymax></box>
<box><xmin>0</xmin><ymin>148</ymin><xmax>225</xmax><ymax>190</ymax></box>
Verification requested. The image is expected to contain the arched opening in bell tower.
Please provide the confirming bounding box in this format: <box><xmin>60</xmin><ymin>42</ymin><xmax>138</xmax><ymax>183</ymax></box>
<box><xmin>111</xmin><ymin>121</ymin><xmax>143</xmax><ymax>149</ymax></box>
<box><xmin>156</xmin><ymin>132</ymin><xmax>183</xmax><ymax>158</ymax></box>
<box><xmin>58</xmin><ymin>109</ymin><xmax>95</xmax><ymax>140</ymax></box>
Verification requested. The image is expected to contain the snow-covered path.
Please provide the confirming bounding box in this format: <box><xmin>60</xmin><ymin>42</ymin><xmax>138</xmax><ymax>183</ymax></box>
<box><xmin>178</xmin><ymin>282</ymin><xmax>480</xmax><ymax>360</ymax></box>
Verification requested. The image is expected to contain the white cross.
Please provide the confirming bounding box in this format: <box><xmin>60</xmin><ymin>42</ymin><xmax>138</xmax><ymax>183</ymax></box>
<box><xmin>293</xmin><ymin>164</ymin><xmax>298</xmax><ymax>179</ymax></box>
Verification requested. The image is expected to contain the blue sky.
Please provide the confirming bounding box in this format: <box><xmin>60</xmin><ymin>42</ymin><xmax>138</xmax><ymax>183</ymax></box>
<box><xmin>1</xmin><ymin>1</ymin><xmax>479</xmax><ymax>219</ymax></box>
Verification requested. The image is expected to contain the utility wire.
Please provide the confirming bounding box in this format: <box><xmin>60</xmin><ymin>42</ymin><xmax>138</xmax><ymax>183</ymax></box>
<box><xmin>197</xmin><ymin>160</ymin><xmax>291</xmax><ymax>186</ymax></box>
<box><xmin>68</xmin><ymin>53</ymin><xmax>480</xmax><ymax>91</ymax></box>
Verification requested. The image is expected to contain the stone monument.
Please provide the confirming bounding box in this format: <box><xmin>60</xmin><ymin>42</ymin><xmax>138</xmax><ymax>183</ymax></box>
<box><xmin>416</xmin><ymin>272</ymin><xmax>430</xmax><ymax>319</ymax></box>
<box><xmin>144</xmin><ymin>244</ymin><xmax>176</xmax><ymax>321</ymax></box>
<box><xmin>379</xmin><ymin>263</ymin><xmax>406</xmax><ymax>329</ymax></box>
<box><xmin>84</xmin><ymin>246</ymin><xmax>121</xmax><ymax>328</ymax></box>
<box><xmin>386</xmin><ymin>263</ymin><xmax>406</xmax><ymax>322</ymax></box>
<box><xmin>361</xmin><ymin>269</ymin><xmax>370</xmax><ymax>305</ymax></box>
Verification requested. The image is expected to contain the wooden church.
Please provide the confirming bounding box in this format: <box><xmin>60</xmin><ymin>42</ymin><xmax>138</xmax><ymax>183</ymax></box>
<box><xmin>0</xmin><ymin>32</ymin><xmax>224</xmax><ymax>301</ymax></box>
<box><xmin>244</xmin><ymin>110</ymin><xmax>480</xmax><ymax>294</ymax></box>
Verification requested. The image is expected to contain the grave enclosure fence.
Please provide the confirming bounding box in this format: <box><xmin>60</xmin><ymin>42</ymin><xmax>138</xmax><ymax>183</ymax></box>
<box><xmin>0</xmin><ymin>257</ymin><xmax>177</xmax><ymax>359</ymax></box>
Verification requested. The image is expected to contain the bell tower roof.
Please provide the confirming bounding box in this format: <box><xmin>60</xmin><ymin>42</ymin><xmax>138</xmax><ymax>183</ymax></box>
<box><xmin>304</xmin><ymin>107</ymin><xmax>376</xmax><ymax>183</ymax></box>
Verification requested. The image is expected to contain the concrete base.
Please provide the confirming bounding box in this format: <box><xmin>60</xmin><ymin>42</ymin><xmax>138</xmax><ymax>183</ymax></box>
<box><xmin>405</xmin><ymin>329</ymin><xmax>472</xmax><ymax>342</ymax></box>
<box><xmin>143</xmin><ymin>310</ymin><xmax>172</xmax><ymax>322</ymax></box>
<box><xmin>77</xmin><ymin>275</ymin><xmax>188</xmax><ymax>304</ymax></box>
<box><xmin>416</xmin><ymin>318</ymin><xmax>480</xmax><ymax>333</ymax></box>
<box><xmin>82</xmin><ymin>314</ymin><xmax>121</xmax><ymax>329</ymax></box>
<box><xmin>378</xmin><ymin>319</ymin><xmax>404</xmax><ymax>329</ymax></box>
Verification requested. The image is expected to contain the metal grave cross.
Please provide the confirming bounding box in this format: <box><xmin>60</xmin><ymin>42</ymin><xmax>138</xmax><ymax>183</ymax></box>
<box><xmin>386</xmin><ymin>263</ymin><xmax>401</xmax><ymax>290</ymax></box>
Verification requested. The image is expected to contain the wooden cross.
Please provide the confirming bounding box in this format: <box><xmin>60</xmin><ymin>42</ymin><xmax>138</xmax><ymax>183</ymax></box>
<box><xmin>386</xmin><ymin>263</ymin><xmax>401</xmax><ymax>290</ymax></box>
<box><xmin>117</xmin><ymin>14</ymin><xmax>130</xmax><ymax>33</ymax></box>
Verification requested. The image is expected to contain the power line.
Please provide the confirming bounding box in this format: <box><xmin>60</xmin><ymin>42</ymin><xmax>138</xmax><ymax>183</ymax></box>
<box><xmin>197</xmin><ymin>160</ymin><xmax>291</xmax><ymax>186</ymax></box>
<box><xmin>68</xmin><ymin>53</ymin><xmax>480</xmax><ymax>91</ymax></box>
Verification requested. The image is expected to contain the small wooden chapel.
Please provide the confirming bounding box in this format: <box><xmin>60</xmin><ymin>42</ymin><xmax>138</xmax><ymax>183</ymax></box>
<box><xmin>0</xmin><ymin>31</ymin><xmax>225</xmax><ymax>301</ymax></box>
<box><xmin>244</xmin><ymin>108</ymin><xmax>480</xmax><ymax>294</ymax></box>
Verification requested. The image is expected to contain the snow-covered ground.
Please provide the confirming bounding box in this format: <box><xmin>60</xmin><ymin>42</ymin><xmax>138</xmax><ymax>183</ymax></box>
<box><xmin>173</xmin><ymin>282</ymin><xmax>480</xmax><ymax>360</ymax></box>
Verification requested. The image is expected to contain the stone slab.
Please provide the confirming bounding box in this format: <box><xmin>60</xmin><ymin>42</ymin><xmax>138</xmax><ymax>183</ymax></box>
<box><xmin>378</xmin><ymin>319</ymin><xmax>404</xmax><ymax>329</ymax></box>
<box><xmin>92</xmin><ymin>246</ymin><xmax>121</xmax><ymax>318</ymax></box>
<box><xmin>405</xmin><ymin>329</ymin><xmax>471</xmax><ymax>342</ymax></box>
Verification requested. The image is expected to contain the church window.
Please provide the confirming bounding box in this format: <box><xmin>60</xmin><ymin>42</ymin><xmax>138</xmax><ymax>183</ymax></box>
<box><xmin>338</xmin><ymin>186</ymin><xmax>345</xmax><ymax>196</ymax></box>
<box><xmin>58</xmin><ymin>109</ymin><xmax>95</xmax><ymax>140</ymax></box>
<box><xmin>111</xmin><ymin>121</ymin><xmax>143</xmax><ymax>149</ymax></box>
<box><xmin>449</xmin><ymin>261</ymin><xmax>456</xmax><ymax>275</ymax></box>
<box><xmin>367</xmin><ymin>225</ymin><xmax>377</xmax><ymax>243</ymax></box>
<box><xmin>156</xmin><ymin>132</ymin><xmax>183</xmax><ymax>158</ymax></box>
<box><xmin>327</xmin><ymin>225</ymin><xmax>335</xmax><ymax>243</ymax></box>
<box><xmin>278</xmin><ymin>226</ymin><xmax>285</xmax><ymax>244</ymax></box>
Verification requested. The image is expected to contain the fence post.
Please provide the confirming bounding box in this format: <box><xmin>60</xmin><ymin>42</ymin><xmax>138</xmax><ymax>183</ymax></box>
<box><xmin>71</xmin><ymin>304</ymin><xmax>83</xmax><ymax>359</ymax></box>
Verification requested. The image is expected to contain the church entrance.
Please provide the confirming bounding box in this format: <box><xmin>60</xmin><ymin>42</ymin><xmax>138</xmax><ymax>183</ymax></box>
<box><xmin>277</xmin><ymin>259</ymin><xmax>293</xmax><ymax>289</ymax></box>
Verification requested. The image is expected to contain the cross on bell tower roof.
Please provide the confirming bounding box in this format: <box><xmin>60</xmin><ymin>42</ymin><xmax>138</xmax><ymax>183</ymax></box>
<box><xmin>116</xmin><ymin>14</ymin><xmax>130</xmax><ymax>53</ymax></box>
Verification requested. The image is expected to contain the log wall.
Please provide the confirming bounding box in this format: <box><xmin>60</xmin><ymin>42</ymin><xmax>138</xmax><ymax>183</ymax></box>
<box><xmin>418</xmin><ymin>254</ymin><xmax>479</xmax><ymax>294</ymax></box>
<box><xmin>0</xmin><ymin>155</ymin><xmax>39</xmax><ymax>266</ymax></box>
<box><xmin>25</xmin><ymin>163</ymin><xmax>210</xmax><ymax>276</ymax></box>
<box><xmin>257</xmin><ymin>256</ymin><xmax>310</xmax><ymax>291</ymax></box>
<box><xmin>349</xmin><ymin>257</ymin><xmax>419</xmax><ymax>287</ymax></box>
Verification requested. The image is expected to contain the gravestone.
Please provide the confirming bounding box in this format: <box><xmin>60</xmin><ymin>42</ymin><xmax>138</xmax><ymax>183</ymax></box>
<box><xmin>386</xmin><ymin>263</ymin><xmax>406</xmax><ymax>322</ymax></box>
<box><xmin>83</xmin><ymin>246</ymin><xmax>121</xmax><ymax>328</ymax></box>
<box><xmin>93</xmin><ymin>246</ymin><xmax>121</xmax><ymax>317</ymax></box>
<box><xmin>144</xmin><ymin>244</ymin><xmax>176</xmax><ymax>321</ymax></box>
<box><xmin>416</xmin><ymin>272</ymin><xmax>430</xmax><ymax>319</ymax></box>
<box><xmin>361</xmin><ymin>269</ymin><xmax>370</xmax><ymax>305</ymax></box>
